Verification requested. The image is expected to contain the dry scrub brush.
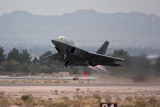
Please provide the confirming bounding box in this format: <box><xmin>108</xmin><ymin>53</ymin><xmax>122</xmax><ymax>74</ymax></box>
<box><xmin>0</xmin><ymin>93</ymin><xmax>160</xmax><ymax>107</ymax></box>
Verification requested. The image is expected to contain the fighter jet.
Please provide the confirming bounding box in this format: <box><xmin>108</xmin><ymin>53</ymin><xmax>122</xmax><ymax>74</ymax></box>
<box><xmin>42</xmin><ymin>36</ymin><xmax>124</xmax><ymax>67</ymax></box>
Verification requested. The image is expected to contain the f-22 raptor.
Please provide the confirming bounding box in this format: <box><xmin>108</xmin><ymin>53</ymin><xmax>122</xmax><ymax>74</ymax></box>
<box><xmin>42</xmin><ymin>36</ymin><xmax>124</xmax><ymax>67</ymax></box>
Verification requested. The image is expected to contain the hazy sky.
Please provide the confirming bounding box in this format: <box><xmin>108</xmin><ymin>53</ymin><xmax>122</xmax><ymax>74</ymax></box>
<box><xmin>0</xmin><ymin>0</ymin><xmax>160</xmax><ymax>16</ymax></box>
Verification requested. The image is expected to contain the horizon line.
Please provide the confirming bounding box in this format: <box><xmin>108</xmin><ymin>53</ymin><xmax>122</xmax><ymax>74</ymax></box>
<box><xmin>0</xmin><ymin>9</ymin><xmax>159</xmax><ymax>17</ymax></box>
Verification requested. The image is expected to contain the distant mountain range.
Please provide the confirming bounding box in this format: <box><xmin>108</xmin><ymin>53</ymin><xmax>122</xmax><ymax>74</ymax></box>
<box><xmin>0</xmin><ymin>10</ymin><xmax>160</xmax><ymax>55</ymax></box>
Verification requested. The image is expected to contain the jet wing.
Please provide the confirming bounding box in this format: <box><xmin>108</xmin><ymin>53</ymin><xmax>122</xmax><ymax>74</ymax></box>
<box><xmin>40</xmin><ymin>53</ymin><xmax>63</xmax><ymax>60</ymax></box>
<box><xmin>90</xmin><ymin>53</ymin><xmax>125</xmax><ymax>66</ymax></box>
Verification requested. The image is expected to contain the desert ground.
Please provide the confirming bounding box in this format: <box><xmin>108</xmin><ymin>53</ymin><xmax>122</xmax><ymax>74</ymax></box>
<box><xmin>0</xmin><ymin>76</ymin><xmax>160</xmax><ymax>107</ymax></box>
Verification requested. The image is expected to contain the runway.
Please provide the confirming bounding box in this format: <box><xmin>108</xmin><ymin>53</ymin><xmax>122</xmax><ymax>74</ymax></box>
<box><xmin>0</xmin><ymin>83</ymin><xmax>160</xmax><ymax>87</ymax></box>
<box><xmin>0</xmin><ymin>76</ymin><xmax>95</xmax><ymax>80</ymax></box>
<box><xmin>0</xmin><ymin>76</ymin><xmax>160</xmax><ymax>87</ymax></box>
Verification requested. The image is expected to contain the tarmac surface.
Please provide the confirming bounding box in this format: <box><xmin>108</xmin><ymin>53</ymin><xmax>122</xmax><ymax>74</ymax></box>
<box><xmin>0</xmin><ymin>76</ymin><xmax>160</xmax><ymax>87</ymax></box>
<box><xmin>0</xmin><ymin>83</ymin><xmax>160</xmax><ymax>87</ymax></box>
<box><xmin>0</xmin><ymin>76</ymin><xmax>95</xmax><ymax>80</ymax></box>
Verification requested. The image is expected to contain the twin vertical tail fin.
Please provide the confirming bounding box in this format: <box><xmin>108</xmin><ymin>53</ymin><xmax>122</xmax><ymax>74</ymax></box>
<box><xmin>96</xmin><ymin>41</ymin><xmax>109</xmax><ymax>55</ymax></box>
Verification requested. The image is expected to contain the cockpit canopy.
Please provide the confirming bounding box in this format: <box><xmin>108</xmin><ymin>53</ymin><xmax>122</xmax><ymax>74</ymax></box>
<box><xmin>58</xmin><ymin>36</ymin><xmax>65</xmax><ymax>39</ymax></box>
<box><xmin>58</xmin><ymin>36</ymin><xmax>75</xmax><ymax>46</ymax></box>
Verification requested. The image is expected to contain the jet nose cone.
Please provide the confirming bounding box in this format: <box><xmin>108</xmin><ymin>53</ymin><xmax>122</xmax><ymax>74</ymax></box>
<box><xmin>51</xmin><ymin>40</ymin><xmax>61</xmax><ymax>47</ymax></box>
<box><xmin>51</xmin><ymin>40</ymin><xmax>57</xmax><ymax>44</ymax></box>
<box><xmin>51</xmin><ymin>40</ymin><xmax>55</xmax><ymax>44</ymax></box>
